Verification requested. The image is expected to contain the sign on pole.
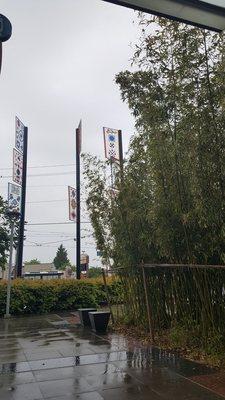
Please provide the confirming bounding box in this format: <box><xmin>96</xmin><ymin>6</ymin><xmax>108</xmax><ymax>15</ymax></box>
<box><xmin>8</xmin><ymin>183</ymin><xmax>21</xmax><ymax>213</ymax></box>
<box><xmin>15</xmin><ymin>116</ymin><xmax>25</xmax><ymax>154</ymax></box>
<box><xmin>109</xmin><ymin>187</ymin><xmax>119</xmax><ymax>198</ymax></box>
<box><xmin>14</xmin><ymin>117</ymin><xmax>28</xmax><ymax>278</ymax></box>
<box><xmin>103</xmin><ymin>127</ymin><xmax>120</xmax><ymax>161</ymax></box>
<box><xmin>13</xmin><ymin>148</ymin><xmax>23</xmax><ymax>186</ymax></box>
<box><xmin>68</xmin><ymin>186</ymin><xmax>76</xmax><ymax>221</ymax></box>
<box><xmin>81</xmin><ymin>253</ymin><xmax>89</xmax><ymax>265</ymax></box>
<box><xmin>103</xmin><ymin>0</ymin><xmax>225</xmax><ymax>32</ymax></box>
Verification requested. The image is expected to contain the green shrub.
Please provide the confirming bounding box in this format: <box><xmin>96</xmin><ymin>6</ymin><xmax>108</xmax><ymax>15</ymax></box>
<box><xmin>0</xmin><ymin>278</ymin><xmax>122</xmax><ymax>316</ymax></box>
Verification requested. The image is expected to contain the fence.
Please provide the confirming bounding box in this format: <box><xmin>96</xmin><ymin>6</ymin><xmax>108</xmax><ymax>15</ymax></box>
<box><xmin>104</xmin><ymin>264</ymin><xmax>225</xmax><ymax>346</ymax></box>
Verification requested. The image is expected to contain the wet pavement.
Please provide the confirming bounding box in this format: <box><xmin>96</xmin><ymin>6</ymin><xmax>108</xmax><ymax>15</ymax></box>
<box><xmin>0</xmin><ymin>313</ymin><xmax>223</xmax><ymax>399</ymax></box>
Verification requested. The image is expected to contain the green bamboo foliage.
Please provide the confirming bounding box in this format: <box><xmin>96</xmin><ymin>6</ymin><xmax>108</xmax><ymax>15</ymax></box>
<box><xmin>83</xmin><ymin>17</ymin><xmax>225</xmax><ymax>348</ymax></box>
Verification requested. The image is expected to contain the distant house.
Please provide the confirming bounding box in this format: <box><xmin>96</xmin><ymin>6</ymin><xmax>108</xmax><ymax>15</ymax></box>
<box><xmin>23</xmin><ymin>263</ymin><xmax>63</xmax><ymax>280</ymax></box>
<box><xmin>1</xmin><ymin>263</ymin><xmax>64</xmax><ymax>280</ymax></box>
<box><xmin>24</xmin><ymin>263</ymin><xmax>55</xmax><ymax>274</ymax></box>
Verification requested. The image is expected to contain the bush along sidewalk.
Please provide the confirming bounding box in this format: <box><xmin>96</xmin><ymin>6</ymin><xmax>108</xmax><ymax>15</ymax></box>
<box><xmin>0</xmin><ymin>278</ymin><xmax>122</xmax><ymax>316</ymax></box>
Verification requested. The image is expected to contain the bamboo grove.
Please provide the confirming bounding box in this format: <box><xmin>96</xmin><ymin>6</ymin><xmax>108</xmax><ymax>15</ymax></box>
<box><xmin>83</xmin><ymin>16</ymin><xmax>225</xmax><ymax>352</ymax></box>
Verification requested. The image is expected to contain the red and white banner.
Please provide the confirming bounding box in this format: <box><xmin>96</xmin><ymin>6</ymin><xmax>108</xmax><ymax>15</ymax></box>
<box><xmin>15</xmin><ymin>116</ymin><xmax>25</xmax><ymax>154</ymax></box>
<box><xmin>68</xmin><ymin>186</ymin><xmax>76</xmax><ymax>221</ymax></box>
<box><xmin>8</xmin><ymin>182</ymin><xmax>21</xmax><ymax>213</ymax></box>
<box><xmin>13</xmin><ymin>148</ymin><xmax>23</xmax><ymax>186</ymax></box>
<box><xmin>109</xmin><ymin>187</ymin><xmax>119</xmax><ymax>199</ymax></box>
<box><xmin>103</xmin><ymin>127</ymin><xmax>120</xmax><ymax>161</ymax></box>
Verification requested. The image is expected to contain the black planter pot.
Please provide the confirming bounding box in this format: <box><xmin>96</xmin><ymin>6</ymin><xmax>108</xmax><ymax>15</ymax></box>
<box><xmin>88</xmin><ymin>311</ymin><xmax>110</xmax><ymax>333</ymax></box>
<box><xmin>78</xmin><ymin>308</ymin><xmax>97</xmax><ymax>327</ymax></box>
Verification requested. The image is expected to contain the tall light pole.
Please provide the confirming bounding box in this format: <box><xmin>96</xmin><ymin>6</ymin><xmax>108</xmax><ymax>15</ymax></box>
<box><xmin>0</xmin><ymin>14</ymin><xmax>12</xmax><ymax>75</ymax></box>
<box><xmin>4</xmin><ymin>210</ymin><xmax>20</xmax><ymax>318</ymax></box>
<box><xmin>76</xmin><ymin>121</ymin><xmax>82</xmax><ymax>280</ymax></box>
<box><xmin>17</xmin><ymin>126</ymin><xmax>28</xmax><ymax>277</ymax></box>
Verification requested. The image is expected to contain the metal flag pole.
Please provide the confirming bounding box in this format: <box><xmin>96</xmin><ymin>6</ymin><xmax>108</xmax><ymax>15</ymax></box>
<box><xmin>5</xmin><ymin>219</ymin><xmax>14</xmax><ymax>318</ymax></box>
<box><xmin>110</xmin><ymin>157</ymin><xmax>114</xmax><ymax>192</ymax></box>
<box><xmin>118</xmin><ymin>130</ymin><xmax>123</xmax><ymax>181</ymax></box>
<box><xmin>76</xmin><ymin>122</ymin><xmax>81</xmax><ymax>279</ymax></box>
<box><xmin>5</xmin><ymin>211</ymin><xmax>19</xmax><ymax>318</ymax></box>
<box><xmin>17</xmin><ymin>126</ymin><xmax>28</xmax><ymax>277</ymax></box>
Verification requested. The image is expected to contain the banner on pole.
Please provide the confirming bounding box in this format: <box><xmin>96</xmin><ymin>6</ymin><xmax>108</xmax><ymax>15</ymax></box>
<box><xmin>68</xmin><ymin>186</ymin><xmax>76</xmax><ymax>221</ymax></box>
<box><xmin>13</xmin><ymin>148</ymin><xmax>23</xmax><ymax>186</ymax></box>
<box><xmin>77</xmin><ymin>119</ymin><xmax>82</xmax><ymax>154</ymax></box>
<box><xmin>109</xmin><ymin>187</ymin><xmax>119</xmax><ymax>199</ymax></box>
<box><xmin>103</xmin><ymin>127</ymin><xmax>120</xmax><ymax>161</ymax></box>
<box><xmin>8</xmin><ymin>183</ymin><xmax>21</xmax><ymax>213</ymax></box>
<box><xmin>15</xmin><ymin>116</ymin><xmax>25</xmax><ymax>154</ymax></box>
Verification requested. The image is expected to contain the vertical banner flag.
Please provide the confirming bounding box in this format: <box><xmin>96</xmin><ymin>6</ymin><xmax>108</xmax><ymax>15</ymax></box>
<box><xmin>68</xmin><ymin>186</ymin><xmax>76</xmax><ymax>221</ymax></box>
<box><xmin>13</xmin><ymin>148</ymin><xmax>23</xmax><ymax>185</ymax></box>
<box><xmin>103</xmin><ymin>127</ymin><xmax>120</xmax><ymax>161</ymax></box>
<box><xmin>109</xmin><ymin>187</ymin><xmax>119</xmax><ymax>199</ymax></box>
<box><xmin>15</xmin><ymin>116</ymin><xmax>25</xmax><ymax>154</ymax></box>
<box><xmin>8</xmin><ymin>183</ymin><xmax>21</xmax><ymax>213</ymax></box>
<box><xmin>77</xmin><ymin>119</ymin><xmax>82</xmax><ymax>154</ymax></box>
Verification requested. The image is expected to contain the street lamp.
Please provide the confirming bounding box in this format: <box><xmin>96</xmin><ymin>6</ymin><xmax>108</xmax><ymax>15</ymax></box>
<box><xmin>103</xmin><ymin>1</ymin><xmax>225</xmax><ymax>31</ymax></box>
<box><xmin>0</xmin><ymin>14</ymin><xmax>12</xmax><ymax>75</ymax></box>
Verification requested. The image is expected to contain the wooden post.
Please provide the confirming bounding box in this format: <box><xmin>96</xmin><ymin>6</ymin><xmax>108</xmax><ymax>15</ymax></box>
<box><xmin>142</xmin><ymin>264</ymin><xmax>154</xmax><ymax>342</ymax></box>
<box><xmin>102</xmin><ymin>268</ymin><xmax>115</xmax><ymax>324</ymax></box>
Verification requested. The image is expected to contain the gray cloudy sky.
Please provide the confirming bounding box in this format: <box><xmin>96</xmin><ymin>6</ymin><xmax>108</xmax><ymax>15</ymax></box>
<box><xmin>0</xmin><ymin>0</ymin><xmax>140</xmax><ymax>267</ymax></box>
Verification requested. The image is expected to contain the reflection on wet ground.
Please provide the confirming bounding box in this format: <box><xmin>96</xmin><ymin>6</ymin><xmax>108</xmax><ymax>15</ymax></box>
<box><xmin>0</xmin><ymin>313</ymin><xmax>223</xmax><ymax>399</ymax></box>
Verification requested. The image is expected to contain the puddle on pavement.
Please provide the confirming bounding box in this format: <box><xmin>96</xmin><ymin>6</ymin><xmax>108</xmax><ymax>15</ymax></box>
<box><xmin>0</xmin><ymin>312</ymin><xmax>218</xmax><ymax>400</ymax></box>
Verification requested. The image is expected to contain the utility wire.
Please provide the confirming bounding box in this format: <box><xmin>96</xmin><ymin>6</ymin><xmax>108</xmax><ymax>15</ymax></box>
<box><xmin>27</xmin><ymin>222</ymin><xmax>91</xmax><ymax>226</ymax></box>
<box><xmin>26</xmin><ymin>238</ymin><xmax>76</xmax><ymax>245</ymax></box>
<box><xmin>25</xmin><ymin>228</ymin><xmax>92</xmax><ymax>234</ymax></box>
<box><xmin>25</xmin><ymin>245</ymin><xmax>96</xmax><ymax>248</ymax></box>
<box><xmin>26</xmin><ymin>233</ymin><xmax>94</xmax><ymax>238</ymax></box>
<box><xmin>26</xmin><ymin>199</ymin><xmax>86</xmax><ymax>204</ymax></box>
<box><xmin>0</xmin><ymin>171</ymin><xmax>76</xmax><ymax>179</ymax></box>
<box><xmin>25</xmin><ymin>233</ymin><xmax>93</xmax><ymax>246</ymax></box>
<box><xmin>0</xmin><ymin>163</ymin><xmax>75</xmax><ymax>170</ymax></box>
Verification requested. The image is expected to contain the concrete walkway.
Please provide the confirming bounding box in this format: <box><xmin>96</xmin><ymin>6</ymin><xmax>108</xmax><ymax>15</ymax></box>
<box><xmin>0</xmin><ymin>313</ymin><xmax>223</xmax><ymax>400</ymax></box>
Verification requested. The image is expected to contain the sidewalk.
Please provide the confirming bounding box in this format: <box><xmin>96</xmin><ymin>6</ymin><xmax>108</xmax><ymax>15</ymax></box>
<box><xmin>0</xmin><ymin>313</ymin><xmax>223</xmax><ymax>400</ymax></box>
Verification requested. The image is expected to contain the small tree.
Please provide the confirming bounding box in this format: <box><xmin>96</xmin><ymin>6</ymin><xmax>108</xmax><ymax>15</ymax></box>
<box><xmin>88</xmin><ymin>267</ymin><xmax>102</xmax><ymax>279</ymax></box>
<box><xmin>25</xmin><ymin>258</ymin><xmax>41</xmax><ymax>265</ymax></box>
<box><xmin>0</xmin><ymin>196</ymin><xmax>15</xmax><ymax>269</ymax></box>
<box><xmin>53</xmin><ymin>244</ymin><xmax>70</xmax><ymax>270</ymax></box>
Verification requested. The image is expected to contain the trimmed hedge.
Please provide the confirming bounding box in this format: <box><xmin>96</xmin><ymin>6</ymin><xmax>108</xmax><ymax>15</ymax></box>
<box><xmin>0</xmin><ymin>277</ymin><xmax>122</xmax><ymax>316</ymax></box>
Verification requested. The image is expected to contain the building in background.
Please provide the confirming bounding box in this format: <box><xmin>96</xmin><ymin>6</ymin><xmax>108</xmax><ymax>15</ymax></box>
<box><xmin>1</xmin><ymin>262</ymin><xmax>64</xmax><ymax>280</ymax></box>
<box><xmin>23</xmin><ymin>263</ymin><xmax>64</xmax><ymax>279</ymax></box>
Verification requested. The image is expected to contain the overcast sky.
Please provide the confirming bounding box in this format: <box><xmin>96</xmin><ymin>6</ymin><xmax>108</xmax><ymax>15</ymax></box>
<box><xmin>0</xmin><ymin>0</ymin><xmax>140</xmax><ymax>267</ymax></box>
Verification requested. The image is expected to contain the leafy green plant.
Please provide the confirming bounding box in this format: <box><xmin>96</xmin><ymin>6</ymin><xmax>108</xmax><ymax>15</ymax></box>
<box><xmin>0</xmin><ymin>278</ymin><xmax>122</xmax><ymax>316</ymax></box>
<box><xmin>82</xmin><ymin>16</ymin><xmax>225</xmax><ymax>354</ymax></box>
